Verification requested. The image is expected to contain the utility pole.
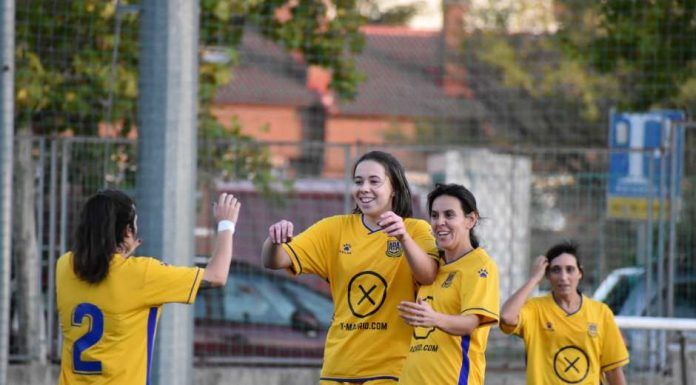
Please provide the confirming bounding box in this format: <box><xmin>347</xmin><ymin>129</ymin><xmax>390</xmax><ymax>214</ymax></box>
<box><xmin>137</xmin><ymin>1</ymin><xmax>200</xmax><ymax>384</ymax></box>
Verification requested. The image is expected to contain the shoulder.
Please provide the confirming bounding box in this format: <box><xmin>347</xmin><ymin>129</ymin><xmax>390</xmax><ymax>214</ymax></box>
<box><xmin>317</xmin><ymin>214</ymin><xmax>353</xmax><ymax>227</ymax></box>
<box><xmin>404</xmin><ymin>217</ymin><xmax>432</xmax><ymax>231</ymax></box>
<box><xmin>584</xmin><ymin>296</ymin><xmax>614</xmax><ymax>316</ymax></box>
<box><xmin>469</xmin><ymin>248</ymin><xmax>499</xmax><ymax>271</ymax></box>
<box><xmin>525</xmin><ymin>294</ymin><xmax>552</xmax><ymax>310</ymax></box>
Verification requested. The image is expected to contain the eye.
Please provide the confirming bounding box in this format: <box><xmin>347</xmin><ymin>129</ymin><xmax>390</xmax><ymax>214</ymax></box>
<box><xmin>430</xmin><ymin>212</ymin><xmax>438</xmax><ymax>220</ymax></box>
<box><xmin>368</xmin><ymin>178</ymin><xmax>383</xmax><ymax>187</ymax></box>
<box><xmin>353</xmin><ymin>178</ymin><xmax>363</xmax><ymax>186</ymax></box>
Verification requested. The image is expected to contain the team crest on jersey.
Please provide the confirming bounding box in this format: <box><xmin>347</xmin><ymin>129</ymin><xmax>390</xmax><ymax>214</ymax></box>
<box><xmin>441</xmin><ymin>272</ymin><xmax>457</xmax><ymax>288</ymax></box>
<box><xmin>478</xmin><ymin>268</ymin><xmax>488</xmax><ymax>278</ymax></box>
<box><xmin>588</xmin><ymin>323</ymin><xmax>598</xmax><ymax>337</ymax></box>
<box><xmin>385</xmin><ymin>240</ymin><xmax>403</xmax><ymax>257</ymax></box>
<box><xmin>545</xmin><ymin>322</ymin><xmax>555</xmax><ymax>332</ymax></box>
<box><xmin>340</xmin><ymin>243</ymin><xmax>352</xmax><ymax>254</ymax></box>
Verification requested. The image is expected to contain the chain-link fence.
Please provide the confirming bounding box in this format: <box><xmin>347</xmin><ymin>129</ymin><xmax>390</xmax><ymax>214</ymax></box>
<box><xmin>6</xmin><ymin>0</ymin><xmax>696</xmax><ymax>384</ymax></box>
<box><xmin>8</xmin><ymin>135</ymin><xmax>696</xmax><ymax>379</ymax></box>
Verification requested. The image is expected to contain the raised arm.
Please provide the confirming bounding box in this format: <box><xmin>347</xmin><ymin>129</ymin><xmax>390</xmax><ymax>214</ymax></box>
<box><xmin>379</xmin><ymin>211</ymin><xmax>438</xmax><ymax>284</ymax></box>
<box><xmin>500</xmin><ymin>255</ymin><xmax>547</xmax><ymax>326</ymax></box>
<box><xmin>261</xmin><ymin>219</ymin><xmax>294</xmax><ymax>269</ymax></box>
<box><xmin>201</xmin><ymin>193</ymin><xmax>241</xmax><ymax>288</ymax></box>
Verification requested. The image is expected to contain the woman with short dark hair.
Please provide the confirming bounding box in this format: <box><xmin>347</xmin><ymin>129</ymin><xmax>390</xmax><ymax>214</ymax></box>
<box><xmin>57</xmin><ymin>189</ymin><xmax>241</xmax><ymax>385</ymax></box>
<box><xmin>500</xmin><ymin>241</ymin><xmax>629</xmax><ymax>385</ymax></box>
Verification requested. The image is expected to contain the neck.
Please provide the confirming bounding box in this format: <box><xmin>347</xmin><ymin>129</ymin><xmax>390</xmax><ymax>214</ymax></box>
<box><xmin>362</xmin><ymin>213</ymin><xmax>382</xmax><ymax>231</ymax></box>
<box><xmin>553</xmin><ymin>291</ymin><xmax>582</xmax><ymax>313</ymax></box>
<box><xmin>443</xmin><ymin>243</ymin><xmax>474</xmax><ymax>263</ymax></box>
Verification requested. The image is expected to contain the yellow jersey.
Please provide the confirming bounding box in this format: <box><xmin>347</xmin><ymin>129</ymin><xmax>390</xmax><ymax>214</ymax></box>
<box><xmin>56</xmin><ymin>252</ymin><xmax>203</xmax><ymax>385</ymax></box>
<box><xmin>399</xmin><ymin>248</ymin><xmax>500</xmax><ymax>385</ymax></box>
<box><xmin>500</xmin><ymin>294</ymin><xmax>629</xmax><ymax>385</ymax></box>
<box><xmin>282</xmin><ymin>214</ymin><xmax>438</xmax><ymax>382</ymax></box>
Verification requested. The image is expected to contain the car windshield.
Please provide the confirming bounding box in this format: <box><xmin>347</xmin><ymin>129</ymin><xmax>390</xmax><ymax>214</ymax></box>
<box><xmin>604</xmin><ymin>272</ymin><xmax>643</xmax><ymax>315</ymax></box>
<box><xmin>278</xmin><ymin>280</ymin><xmax>334</xmax><ymax>329</ymax></box>
<box><xmin>195</xmin><ymin>270</ymin><xmax>333</xmax><ymax>329</ymax></box>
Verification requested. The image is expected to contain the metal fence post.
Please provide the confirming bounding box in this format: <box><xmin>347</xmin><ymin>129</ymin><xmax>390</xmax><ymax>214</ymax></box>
<box><xmin>0</xmin><ymin>0</ymin><xmax>14</xmax><ymax>381</ymax></box>
<box><xmin>138</xmin><ymin>1</ymin><xmax>200</xmax><ymax>384</ymax></box>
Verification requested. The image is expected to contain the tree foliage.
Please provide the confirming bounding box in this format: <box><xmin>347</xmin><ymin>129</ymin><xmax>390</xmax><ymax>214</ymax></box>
<box><xmin>470</xmin><ymin>0</ymin><xmax>695</xmax><ymax>121</ymax></box>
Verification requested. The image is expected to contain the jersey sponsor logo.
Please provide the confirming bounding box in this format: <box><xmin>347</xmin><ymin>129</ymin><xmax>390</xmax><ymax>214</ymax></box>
<box><xmin>478</xmin><ymin>268</ymin><xmax>488</xmax><ymax>278</ymax></box>
<box><xmin>588</xmin><ymin>322</ymin><xmax>598</xmax><ymax>337</ymax></box>
<box><xmin>339</xmin><ymin>243</ymin><xmax>352</xmax><ymax>255</ymax></box>
<box><xmin>347</xmin><ymin>271</ymin><xmax>388</xmax><ymax>318</ymax></box>
<box><xmin>441</xmin><ymin>272</ymin><xmax>457</xmax><ymax>288</ymax></box>
<box><xmin>413</xmin><ymin>296</ymin><xmax>436</xmax><ymax>340</ymax></box>
<box><xmin>553</xmin><ymin>346</ymin><xmax>590</xmax><ymax>383</ymax></box>
<box><xmin>385</xmin><ymin>239</ymin><xmax>403</xmax><ymax>258</ymax></box>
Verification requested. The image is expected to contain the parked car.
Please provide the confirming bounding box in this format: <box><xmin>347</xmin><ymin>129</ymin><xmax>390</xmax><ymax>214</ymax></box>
<box><xmin>593</xmin><ymin>267</ymin><xmax>696</xmax><ymax>318</ymax></box>
<box><xmin>194</xmin><ymin>261</ymin><xmax>333</xmax><ymax>365</ymax></box>
<box><xmin>593</xmin><ymin>267</ymin><xmax>696</xmax><ymax>369</ymax></box>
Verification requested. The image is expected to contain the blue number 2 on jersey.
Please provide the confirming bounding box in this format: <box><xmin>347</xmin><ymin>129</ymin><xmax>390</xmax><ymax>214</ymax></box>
<box><xmin>72</xmin><ymin>303</ymin><xmax>104</xmax><ymax>374</ymax></box>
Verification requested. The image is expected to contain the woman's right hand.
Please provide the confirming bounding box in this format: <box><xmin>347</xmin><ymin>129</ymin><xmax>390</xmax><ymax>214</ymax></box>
<box><xmin>530</xmin><ymin>255</ymin><xmax>549</xmax><ymax>285</ymax></box>
<box><xmin>268</xmin><ymin>220</ymin><xmax>294</xmax><ymax>244</ymax></box>
<box><xmin>213</xmin><ymin>193</ymin><xmax>241</xmax><ymax>223</ymax></box>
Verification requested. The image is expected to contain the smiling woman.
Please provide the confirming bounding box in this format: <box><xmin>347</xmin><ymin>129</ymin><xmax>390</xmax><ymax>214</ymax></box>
<box><xmin>260</xmin><ymin>151</ymin><xmax>439</xmax><ymax>385</ymax></box>
<box><xmin>398</xmin><ymin>183</ymin><xmax>500</xmax><ymax>385</ymax></box>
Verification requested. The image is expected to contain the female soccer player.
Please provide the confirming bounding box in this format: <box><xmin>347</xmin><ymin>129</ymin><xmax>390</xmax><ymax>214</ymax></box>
<box><xmin>500</xmin><ymin>241</ymin><xmax>629</xmax><ymax>385</ymax></box>
<box><xmin>56</xmin><ymin>189</ymin><xmax>240</xmax><ymax>384</ymax></box>
<box><xmin>397</xmin><ymin>183</ymin><xmax>500</xmax><ymax>385</ymax></box>
<box><xmin>262</xmin><ymin>151</ymin><xmax>439</xmax><ymax>384</ymax></box>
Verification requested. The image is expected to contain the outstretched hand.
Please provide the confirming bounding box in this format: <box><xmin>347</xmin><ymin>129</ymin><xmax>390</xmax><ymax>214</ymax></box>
<box><xmin>214</xmin><ymin>193</ymin><xmax>241</xmax><ymax>223</ymax></box>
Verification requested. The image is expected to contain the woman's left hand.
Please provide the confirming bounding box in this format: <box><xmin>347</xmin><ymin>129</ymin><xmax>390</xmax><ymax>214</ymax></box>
<box><xmin>398</xmin><ymin>298</ymin><xmax>440</xmax><ymax>328</ymax></box>
<box><xmin>378</xmin><ymin>211</ymin><xmax>408</xmax><ymax>241</ymax></box>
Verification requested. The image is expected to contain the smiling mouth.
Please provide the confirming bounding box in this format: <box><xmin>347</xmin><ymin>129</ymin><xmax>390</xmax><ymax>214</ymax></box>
<box><xmin>358</xmin><ymin>197</ymin><xmax>375</xmax><ymax>203</ymax></box>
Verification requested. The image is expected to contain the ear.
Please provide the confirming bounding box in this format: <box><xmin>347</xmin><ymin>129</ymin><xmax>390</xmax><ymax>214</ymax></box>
<box><xmin>466</xmin><ymin>212</ymin><xmax>478</xmax><ymax>229</ymax></box>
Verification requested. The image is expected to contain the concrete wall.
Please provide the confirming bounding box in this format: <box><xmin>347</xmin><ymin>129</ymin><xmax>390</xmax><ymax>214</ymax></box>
<box><xmin>427</xmin><ymin>149</ymin><xmax>532</xmax><ymax>299</ymax></box>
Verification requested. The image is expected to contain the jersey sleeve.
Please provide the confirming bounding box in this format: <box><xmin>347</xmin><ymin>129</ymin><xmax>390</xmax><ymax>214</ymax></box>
<box><xmin>409</xmin><ymin>219</ymin><xmax>439</xmax><ymax>261</ymax></box>
<box><xmin>281</xmin><ymin>216</ymin><xmax>337</xmax><ymax>279</ymax></box>
<box><xmin>460</xmin><ymin>259</ymin><xmax>500</xmax><ymax>326</ymax></box>
<box><xmin>138</xmin><ymin>257</ymin><xmax>203</xmax><ymax>306</ymax></box>
<box><xmin>600</xmin><ymin>304</ymin><xmax>630</xmax><ymax>371</ymax></box>
<box><xmin>499</xmin><ymin>299</ymin><xmax>535</xmax><ymax>337</ymax></box>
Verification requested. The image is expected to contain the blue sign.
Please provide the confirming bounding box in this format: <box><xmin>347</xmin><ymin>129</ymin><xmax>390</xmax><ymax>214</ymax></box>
<box><xmin>607</xmin><ymin>110</ymin><xmax>684</xmax><ymax>219</ymax></box>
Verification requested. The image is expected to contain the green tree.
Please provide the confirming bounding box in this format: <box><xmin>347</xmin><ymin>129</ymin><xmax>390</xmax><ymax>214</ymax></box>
<box><xmin>567</xmin><ymin>0</ymin><xmax>696</xmax><ymax>111</ymax></box>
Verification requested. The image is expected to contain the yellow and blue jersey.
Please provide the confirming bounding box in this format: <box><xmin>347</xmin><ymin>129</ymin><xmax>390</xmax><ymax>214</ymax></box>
<box><xmin>282</xmin><ymin>214</ymin><xmax>438</xmax><ymax>383</ymax></box>
<box><xmin>500</xmin><ymin>294</ymin><xmax>629</xmax><ymax>385</ymax></box>
<box><xmin>56</xmin><ymin>252</ymin><xmax>203</xmax><ymax>385</ymax></box>
<box><xmin>399</xmin><ymin>248</ymin><xmax>500</xmax><ymax>385</ymax></box>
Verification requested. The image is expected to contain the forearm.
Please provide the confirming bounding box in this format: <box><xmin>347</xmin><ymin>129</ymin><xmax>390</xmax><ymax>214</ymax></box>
<box><xmin>401</xmin><ymin>234</ymin><xmax>438</xmax><ymax>284</ymax></box>
<box><xmin>434</xmin><ymin>313</ymin><xmax>480</xmax><ymax>336</ymax></box>
<box><xmin>202</xmin><ymin>230</ymin><xmax>234</xmax><ymax>287</ymax></box>
<box><xmin>604</xmin><ymin>367</ymin><xmax>626</xmax><ymax>385</ymax></box>
<box><xmin>500</xmin><ymin>278</ymin><xmax>538</xmax><ymax>325</ymax></box>
<box><xmin>261</xmin><ymin>237</ymin><xmax>291</xmax><ymax>269</ymax></box>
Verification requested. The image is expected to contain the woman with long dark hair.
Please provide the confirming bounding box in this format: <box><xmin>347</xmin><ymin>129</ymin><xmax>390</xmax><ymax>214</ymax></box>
<box><xmin>262</xmin><ymin>151</ymin><xmax>439</xmax><ymax>385</ymax></box>
<box><xmin>56</xmin><ymin>189</ymin><xmax>240</xmax><ymax>384</ymax></box>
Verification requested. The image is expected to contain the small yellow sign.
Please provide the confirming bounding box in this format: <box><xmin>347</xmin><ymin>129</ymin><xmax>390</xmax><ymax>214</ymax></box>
<box><xmin>607</xmin><ymin>197</ymin><xmax>669</xmax><ymax>220</ymax></box>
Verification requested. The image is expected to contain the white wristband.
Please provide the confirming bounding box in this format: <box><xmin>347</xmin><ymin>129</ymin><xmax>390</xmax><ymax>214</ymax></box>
<box><xmin>217</xmin><ymin>220</ymin><xmax>235</xmax><ymax>234</ymax></box>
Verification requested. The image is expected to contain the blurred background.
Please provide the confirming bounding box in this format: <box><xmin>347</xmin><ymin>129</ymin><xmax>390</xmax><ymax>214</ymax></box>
<box><xmin>2</xmin><ymin>0</ymin><xmax>695</xmax><ymax>384</ymax></box>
